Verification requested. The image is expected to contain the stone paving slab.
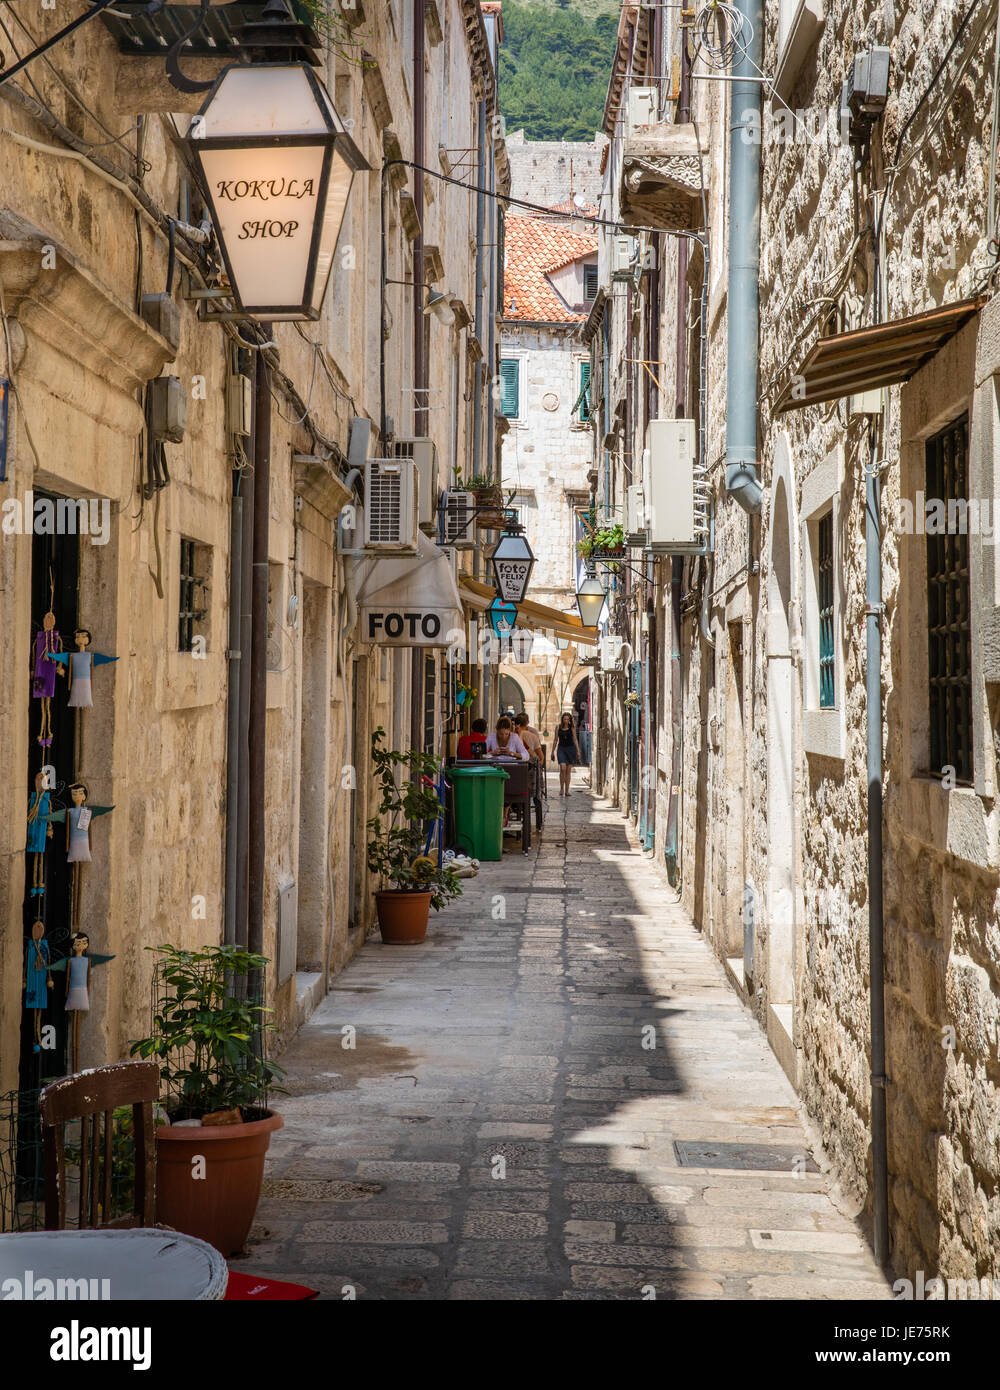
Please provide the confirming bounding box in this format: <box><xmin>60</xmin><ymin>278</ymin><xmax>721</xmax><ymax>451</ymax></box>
<box><xmin>236</xmin><ymin>781</ymin><xmax>890</xmax><ymax>1301</ymax></box>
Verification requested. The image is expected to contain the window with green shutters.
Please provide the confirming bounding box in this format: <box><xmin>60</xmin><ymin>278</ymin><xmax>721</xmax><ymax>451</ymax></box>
<box><xmin>578</xmin><ymin>361</ymin><xmax>591</xmax><ymax>422</ymax></box>
<box><xmin>499</xmin><ymin>359</ymin><xmax>519</xmax><ymax>418</ymax></box>
<box><xmin>817</xmin><ymin>511</ymin><xmax>834</xmax><ymax>709</ymax></box>
<box><xmin>926</xmin><ymin>414</ymin><xmax>972</xmax><ymax>783</ymax></box>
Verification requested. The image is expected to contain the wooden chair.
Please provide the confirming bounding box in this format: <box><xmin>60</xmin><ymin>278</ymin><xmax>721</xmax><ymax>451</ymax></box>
<box><xmin>41</xmin><ymin>1061</ymin><xmax>159</xmax><ymax>1231</ymax></box>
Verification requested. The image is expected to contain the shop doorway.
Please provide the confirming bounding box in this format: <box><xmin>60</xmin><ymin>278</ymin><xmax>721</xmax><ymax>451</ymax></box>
<box><xmin>572</xmin><ymin>676</ymin><xmax>592</xmax><ymax>765</ymax></box>
<box><xmin>499</xmin><ymin>675</ymin><xmax>525</xmax><ymax>718</ymax></box>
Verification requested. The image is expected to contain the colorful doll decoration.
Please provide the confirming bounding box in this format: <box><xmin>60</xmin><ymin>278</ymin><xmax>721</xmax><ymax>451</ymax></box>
<box><xmin>24</xmin><ymin>921</ymin><xmax>54</xmax><ymax>1052</ymax></box>
<box><xmin>26</xmin><ymin>769</ymin><xmax>54</xmax><ymax>898</ymax></box>
<box><xmin>49</xmin><ymin>932</ymin><xmax>114</xmax><ymax>1073</ymax></box>
<box><xmin>45</xmin><ymin>783</ymin><xmax>114</xmax><ymax>927</ymax></box>
<box><xmin>51</xmin><ymin>628</ymin><xmax>118</xmax><ymax>709</ymax></box>
<box><xmin>32</xmin><ymin>610</ymin><xmax>65</xmax><ymax>746</ymax></box>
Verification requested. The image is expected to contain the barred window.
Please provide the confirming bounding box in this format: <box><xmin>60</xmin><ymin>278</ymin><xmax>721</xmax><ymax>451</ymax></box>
<box><xmin>179</xmin><ymin>538</ymin><xmax>210</xmax><ymax>653</ymax></box>
<box><xmin>926</xmin><ymin>415</ymin><xmax>972</xmax><ymax>783</ymax></box>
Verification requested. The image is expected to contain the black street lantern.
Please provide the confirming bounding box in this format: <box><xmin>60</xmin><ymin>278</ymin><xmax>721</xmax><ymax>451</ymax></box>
<box><xmin>490</xmin><ymin>526</ymin><xmax>535</xmax><ymax>604</ymax></box>
<box><xmin>188</xmin><ymin>63</ymin><xmax>368</xmax><ymax>321</ymax></box>
<box><xmin>575</xmin><ymin>572</ymin><xmax>607</xmax><ymax>628</ymax></box>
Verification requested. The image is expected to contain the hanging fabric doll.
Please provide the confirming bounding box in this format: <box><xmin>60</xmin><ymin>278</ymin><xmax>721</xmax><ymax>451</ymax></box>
<box><xmin>26</xmin><ymin>769</ymin><xmax>54</xmax><ymax>898</ymax></box>
<box><xmin>49</xmin><ymin>932</ymin><xmax>114</xmax><ymax>1073</ymax></box>
<box><xmin>24</xmin><ymin>920</ymin><xmax>54</xmax><ymax>1052</ymax></box>
<box><xmin>45</xmin><ymin>783</ymin><xmax>114</xmax><ymax>928</ymax></box>
<box><xmin>32</xmin><ymin>610</ymin><xmax>64</xmax><ymax>747</ymax></box>
<box><xmin>51</xmin><ymin>628</ymin><xmax>118</xmax><ymax>709</ymax></box>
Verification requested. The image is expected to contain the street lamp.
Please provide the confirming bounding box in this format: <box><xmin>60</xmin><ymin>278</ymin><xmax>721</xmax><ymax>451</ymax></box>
<box><xmin>424</xmin><ymin>290</ymin><xmax>456</xmax><ymax>326</ymax></box>
<box><xmin>188</xmin><ymin>62</ymin><xmax>367</xmax><ymax>320</ymax></box>
<box><xmin>575</xmin><ymin>572</ymin><xmax>607</xmax><ymax>628</ymax></box>
<box><xmin>490</xmin><ymin>525</ymin><xmax>535</xmax><ymax>604</ymax></box>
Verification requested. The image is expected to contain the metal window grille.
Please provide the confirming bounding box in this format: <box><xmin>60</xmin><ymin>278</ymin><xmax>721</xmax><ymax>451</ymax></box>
<box><xmin>423</xmin><ymin>651</ymin><xmax>437</xmax><ymax>753</ymax></box>
<box><xmin>179</xmin><ymin>538</ymin><xmax>198</xmax><ymax>652</ymax></box>
<box><xmin>499</xmin><ymin>359</ymin><xmax>519</xmax><ymax>418</ymax></box>
<box><xmin>926</xmin><ymin>414</ymin><xmax>972</xmax><ymax>782</ymax></box>
<box><xmin>818</xmin><ymin>511</ymin><xmax>835</xmax><ymax>709</ymax></box>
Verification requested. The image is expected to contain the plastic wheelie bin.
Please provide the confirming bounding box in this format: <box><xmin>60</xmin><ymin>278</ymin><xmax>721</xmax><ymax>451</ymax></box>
<box><xmin>450</xmin><ymin>765</ymin><xmax>509</xmax><ymax>861</ymax></box>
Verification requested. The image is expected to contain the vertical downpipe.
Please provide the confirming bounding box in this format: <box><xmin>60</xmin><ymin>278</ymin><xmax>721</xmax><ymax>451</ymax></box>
<box><xmin>867</xmin><ymin>414</ymin><xmax>889</xmax><ymax>1266</ymax></box>
<box><xmin>410</xmin><ymin>0</ymin><xmax>427</xmax><ymax>747</ymax></box>
<box><xmin>247</xmin><ymin>340</ymin><xmax>271</xmax><ymax>965</ymax></box>
<box><xmin>725</xmin><ymin>0</ymin><xmax>764</xmax><ymax>514</ymax></box>
<box><xmin>224</xmin><ymin>492</ymin><xmax>243</xmax><ymax>945</ymax></box>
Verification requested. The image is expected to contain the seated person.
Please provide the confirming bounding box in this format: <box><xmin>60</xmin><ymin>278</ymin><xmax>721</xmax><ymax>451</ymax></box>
<box><xmin>513</xmin><ymin>711</ymin><xmax>543</xmax><ymax>761</ymax></box>
<box><xmin>486</xmin><ymin>715</ymin><xmax>529</xmax><ymax>759</ymax></box>
<box><xmin>457</xmin><ymin>718</ymin><xmax>489</xmax><ymax>760</ymax></box>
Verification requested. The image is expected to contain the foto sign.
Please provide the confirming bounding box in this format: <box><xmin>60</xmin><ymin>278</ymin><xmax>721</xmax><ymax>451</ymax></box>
<box><xmin>493</xmin><ymin>559</ymin><xmax>532</xmax><ymax>603</ymax></box>
<box><xmin>363</xmin><ymin>607</ymin><xmax>448</xmax><ymax>647</ymax></box>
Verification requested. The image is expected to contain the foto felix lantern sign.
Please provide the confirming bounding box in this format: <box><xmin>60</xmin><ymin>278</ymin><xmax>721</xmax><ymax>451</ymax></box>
<box><xmin>490</xmin><ymin>526</ymin><xmax>535</xmax><ymax>604</ymax></box>
<box><xmin>189</xmin><ymin>64</ymin><xmax>367</xmax><ymax>321</ymax></box>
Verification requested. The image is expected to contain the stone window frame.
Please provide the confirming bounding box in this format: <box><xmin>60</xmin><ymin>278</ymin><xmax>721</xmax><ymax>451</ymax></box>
<box><xmin>897</xmin><ymin>312</ymin><xmax>998</xmax><ymax>869</ymax></box>
<box><xmin>799</xmin><ymin>444</ymin><xmax>846</xmax><ymax>760</ymax></box>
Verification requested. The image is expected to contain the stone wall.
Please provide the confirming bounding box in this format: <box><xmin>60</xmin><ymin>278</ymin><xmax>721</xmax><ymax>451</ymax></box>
<box><xmin>506</xmin><ymin>130</ymin><xmax>605</xmax><ymax>208</ymax></box>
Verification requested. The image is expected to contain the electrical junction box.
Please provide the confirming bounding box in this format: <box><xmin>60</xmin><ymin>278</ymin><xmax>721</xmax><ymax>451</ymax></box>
<box><xmin>627</xmin><ymin>85</ymin><xmax>657</xmax><ymax>133</ymax></box>
<box><xmin>227</xmin><ymin>374</ymin><xmax>252</xmax><ymax>437</ymax></box>
<box><xmin>612</xmin><ymin>235</ymin><xmax>637</xmax><ymax>282</ymax></box>
<box><xmin>149</xmin><ymin>376</ymin><xmax>186</xmax><ymax>443</ymax></box>
<box><xmin>646</xmin><ymin>418</ymin><xmax>709</xmax><ymax>553</ymax></box>
<box><xmin>600</xmin><ymin>634</ymin><xmax>624</xmax><ymax>671</ymax></box>
<box><xmin>140</xmin><ymin>293</ymin><xmax>180</xmax><ymax>355</ymax></box>
<box><xmin>841</xmin><ymin>46</ymin><xmax>890</xmax><ymax>147</ymax></box>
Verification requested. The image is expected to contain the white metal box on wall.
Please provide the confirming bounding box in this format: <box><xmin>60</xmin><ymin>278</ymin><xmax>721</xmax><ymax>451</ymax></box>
<box><xmin>364</xmin><ymin>459</ymin><xmax>419</xmax><ymax>553</ymax></box>
<box><xmin>394</xmin><ymin>437</ymin><xmax>438</xmax><ymax>532</ymax></box>
<box><xmin>645</xmin><ymin>418</ymin><xmax>708</xmax><ymax>553</ymax></box>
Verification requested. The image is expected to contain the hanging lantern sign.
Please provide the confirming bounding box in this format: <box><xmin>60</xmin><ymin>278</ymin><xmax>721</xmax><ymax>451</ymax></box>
<box><xmin>188</xmin><ymin>64</ymin><xmax>368</xmax><ymax>321</ymax></box>
<box><xmin>487</xmin><ymin>597</ymin><xmax>518</xmax><ymax>639</ymax></box>
<box><xmin>490</xmin><ymin>528</ymin><xmax>535</xmax><ymax>604</ymax></box>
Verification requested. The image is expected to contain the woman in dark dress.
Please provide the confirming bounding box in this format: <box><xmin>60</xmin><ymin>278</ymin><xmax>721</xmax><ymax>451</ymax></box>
<box><xmin>551</xmin><ymin>712</ymin><xmax>582</xmax><ymax>796</ymax></box>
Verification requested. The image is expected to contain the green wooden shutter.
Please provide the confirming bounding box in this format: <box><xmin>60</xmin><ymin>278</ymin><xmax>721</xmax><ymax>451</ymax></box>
<box><xmin>499</xmin><ymin>360</ymin><xmax>519</xmax><ymax>418</ymax></box>
<box><xmin>817</xmin><ymin>511</ymin><xmax>834</xmax><ymax>709</ymax></box>
<box><xmin>579</xmin><ymin>361</ymin><xmax>591</xmax><ymax>422</ymax></box>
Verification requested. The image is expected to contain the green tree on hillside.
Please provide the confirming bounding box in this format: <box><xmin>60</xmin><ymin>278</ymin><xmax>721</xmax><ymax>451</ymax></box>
<box><xmin>499</xmin><ymin>1</ymin><xmax>618</xmax><ymax>142</ymax></box>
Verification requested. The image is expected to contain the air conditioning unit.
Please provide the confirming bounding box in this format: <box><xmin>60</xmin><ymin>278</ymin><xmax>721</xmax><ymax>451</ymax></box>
<box><xmin>394</xmin><ymin>437</ymin><xmax>438</xmax><ymax>533</ymax></box>
<box><xmin>600</xmin><ymin>635</ymin><xmax>625</xmax><ymax>672</ymax></box>
<box><xmin>646</xmin><ymin>418</ymin><xmax>710</xmax><ymax>553</ymax></box>
<box><xmin>625</xmin><ymin>483</ymin><xmax>646</xmax><ymax>545</ymax></box>
<box><xmin>443</xmin><ymin>489</ymin><xmax>477</xmax><ymax>549</ymax></box>
<box><xmin>627</xmin><ymin>85</ymin><xmax>657</xmax><ymax>133</ymax></box>
<box><xmin>364</xmin><ymin>458</ymin><xmax>419</xmax><ymax>553</ymax></box>
<box><xmin>437</xmin><ymin>544</ymin><xmax>460</xmax><ymax>579</ymax></box>
<box><xmin>612</xmin><ymin>235</ymin><xmax>637</xmax><ymax>282</ymax></box>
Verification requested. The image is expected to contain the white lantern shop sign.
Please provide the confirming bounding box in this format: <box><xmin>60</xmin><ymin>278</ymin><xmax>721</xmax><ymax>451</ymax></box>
<box><xmin>189</xmin><ymin>64</ymin><xmax>367</xmax><ymax>321</ymax></box>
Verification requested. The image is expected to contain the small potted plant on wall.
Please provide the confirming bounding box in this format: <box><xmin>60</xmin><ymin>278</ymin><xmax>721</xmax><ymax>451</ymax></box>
<box><xmin>367</xmin><ymin>728</ymin><xmax>462</xmax><ymax>943</ymax></box>
<box><xmin>130</xmin><ymin>943</ymin><xmax>285</xmax><ymax>1257</ymax></box>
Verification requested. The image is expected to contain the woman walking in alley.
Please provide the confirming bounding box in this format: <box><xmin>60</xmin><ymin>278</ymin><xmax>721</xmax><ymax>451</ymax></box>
<box><xmin>552</xmin><ymin>711</ymin><xmax>581</xmax><ymax>796</ymax></box>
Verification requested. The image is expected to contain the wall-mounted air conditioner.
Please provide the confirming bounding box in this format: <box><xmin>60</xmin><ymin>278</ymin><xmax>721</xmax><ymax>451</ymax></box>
<box><xmin>625</xmin><ymin>483</ymin><xmax>646</xmax><ymax>545</ymax></box>
<box><xmin>600</xmin><ymin>635</ymin><xmax>625</xmax><ymax>672</ymax></box>
<box><xmin>612</xmin><ymin>235</ymin><xmax>637</xmax><ymax>282</ymax></box>
<box><xmin>646</xmin><ymin>418</ymin><xmax>710</xmax><ymax>553</ymax></box>
<box><xmin>443</xmin><ymin>489</ymin><xmax>477</xmax><ymax>549</ymax></box>
<box><xmin>627</xmin><ymin>86</ymin><xmax>657</xmax><ymax>134</ymax></box>
<box><xmin>437</xmin><ymin>544</ymin><xmax>460</xmax><ymax>579</ymax></box>
<box><xmin>394</xmin><ymin>437</ymin><xmax>438</xmax><ymax>533</ymax></box>
<box><xmin>364</xmin><ymin>458</ymin><xmax>419</xmax><ymax>554</ymax></box>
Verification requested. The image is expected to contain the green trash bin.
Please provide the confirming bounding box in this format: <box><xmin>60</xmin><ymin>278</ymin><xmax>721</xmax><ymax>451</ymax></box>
<box><xmin>450</xmin><ymin>765</ymin><xmax>509</xmax><ymax>861</ymax></box>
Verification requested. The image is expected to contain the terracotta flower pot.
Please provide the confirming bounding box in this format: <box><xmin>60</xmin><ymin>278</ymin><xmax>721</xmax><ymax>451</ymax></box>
<box><xmin>375</xmin><ymin>890</ymin><xmax>432</xmax><ymax>943</ymax></box>
<box><xmin>155</xmin><ymin>1109</ymin><xmax>283</xmax><ymax>1257</ymax></box>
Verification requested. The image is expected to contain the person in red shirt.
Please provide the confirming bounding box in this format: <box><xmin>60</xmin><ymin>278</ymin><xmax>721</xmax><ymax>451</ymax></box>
<box><xmin>457</xmin><ymin>718</ymin><xmax>488</xmax><ymax>760</ymax></box>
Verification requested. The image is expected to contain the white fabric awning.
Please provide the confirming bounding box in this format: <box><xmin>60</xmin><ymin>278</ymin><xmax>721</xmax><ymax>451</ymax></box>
<box><xmin>354</xmin><ymin>532</ymin><xmax>464</xmax><ymax>647</ymax></box>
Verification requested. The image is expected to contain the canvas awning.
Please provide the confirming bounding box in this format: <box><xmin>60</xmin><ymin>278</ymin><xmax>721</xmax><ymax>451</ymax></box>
<box><xmin>774</xmin><ymin>295</ymin><xmax>987</xmax><ymax>413</ymax></box>
<box><xmin>354</xmin><ymin>531</ymin><xmax>464</xmax><ymax>647</ymax></box>
<box><xmin>459</xmin><ymin>576</ymin><xmax>599</xmax><ymax>647</ymax></box>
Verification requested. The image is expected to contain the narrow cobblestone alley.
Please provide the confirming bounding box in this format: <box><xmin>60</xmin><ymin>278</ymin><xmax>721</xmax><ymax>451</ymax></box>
<box><xmin>238</xmin><ymin>779</ymin><xmax>891</xmax><ymax>1301</ymax></box>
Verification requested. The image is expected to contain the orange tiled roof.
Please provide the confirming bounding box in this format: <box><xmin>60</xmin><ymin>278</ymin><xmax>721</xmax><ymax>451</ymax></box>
<box><xmin>502</xmin><ymin>215</ymin><xmax>597</xmax><ymax>324</ymax></box>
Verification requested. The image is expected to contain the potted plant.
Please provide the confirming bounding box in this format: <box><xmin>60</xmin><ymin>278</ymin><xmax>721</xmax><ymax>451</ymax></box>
<box><xmin>456</xmin><ymin>677</ymin><xmax>477</xmax><ymax>708</ymax></box>
<box><xmin>589</xmin><ymin>522</ymin><xmax>626</xmax><ymax>557</ymax></box>
<box><xmin>130</xmin><ymin>943</ymin><xmax>285</xmax><ymax>1256</ymax></box>
<box><xmin>367</xmin><ymin>728</ymin><xmax>462</xmax><ymax>942</ymax></box>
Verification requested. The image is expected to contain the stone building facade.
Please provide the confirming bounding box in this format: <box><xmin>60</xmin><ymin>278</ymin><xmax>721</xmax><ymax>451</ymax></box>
<box><xmin>0</xmin><ymin>1</ymin><xmax>508</xmax><ymax>1115</ymax></box>
<box><xmin>585</xmin><ymin>0</ymin><xmax>1000</xmax><ymax>1283</ymax></box>
<box><xmin>498</xmin><ymin>195</ymin><xmax>599</xmax><ymax>742</ymax></box>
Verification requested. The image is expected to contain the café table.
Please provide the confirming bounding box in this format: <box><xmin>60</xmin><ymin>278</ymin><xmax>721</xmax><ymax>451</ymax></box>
<box><xmin>0</xmin><ymin>1227</ymin><xmax>228</xmax><ymax>1300</ymax></box>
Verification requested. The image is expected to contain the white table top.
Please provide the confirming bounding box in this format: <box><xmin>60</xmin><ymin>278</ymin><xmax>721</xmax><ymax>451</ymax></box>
<box><xmin>0</xmin><ymin>1228</ymin><xmax>228</xmax><ymax>1300</ymax></box>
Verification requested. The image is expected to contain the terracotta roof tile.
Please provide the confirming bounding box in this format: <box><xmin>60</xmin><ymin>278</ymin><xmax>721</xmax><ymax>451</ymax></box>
<box><xmin>502</xmin><ymin>215</ymin><xmax>597</xmax><ymax>323</ymax></box>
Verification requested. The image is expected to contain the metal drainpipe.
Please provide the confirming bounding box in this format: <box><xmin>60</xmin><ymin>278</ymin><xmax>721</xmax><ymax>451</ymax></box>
<box><xmin>235</xmin><ymin>417</ymin><xmax>255</xmax><ymax>950</ymax></box>
<box><xmin>247</xmin><ymin>338</ymin><xmax>271</xmax><ymax>964</ymax></box>
<box><xmin>725</xmin><ymin>0</ymin><xmax>764</xmax><ymax>514</ymax></box>
<box><xmin>472</xmin><ymin>99</ymin><xmax>486</xmax><ymax>487</ymax></box>
<box><xmin>866</xmin><ymin>411</ymin><xmax>890</xmax><ymax>1267</ymax></box>
<box><xmin>223</xmin><ymin>490</ymin><xmax>243</xmax><ymax>946</ymax></box>
<box><xmin>410</xmin><ymin>0</ymin><xmax>427</xmax><ymax>748</ymax></box>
